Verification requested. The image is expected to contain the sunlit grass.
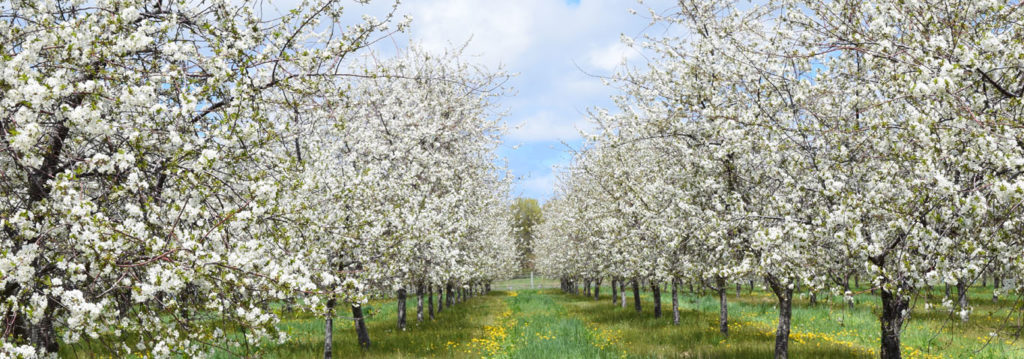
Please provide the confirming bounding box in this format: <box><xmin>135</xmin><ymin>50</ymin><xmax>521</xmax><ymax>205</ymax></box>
<box><xmin>60</xmin><ymin>292</ymin><xmax>508</xmax><ymax>359</ymax></box>
<box><xmin>58</xmin><ymin>281</ymin><xmax>1024</xmax><ymax>358</ymax></box>
<box><xmin>565</xmin><ymin>282</ymin><xmax>1024</xmax><ymax>359</ymax></box>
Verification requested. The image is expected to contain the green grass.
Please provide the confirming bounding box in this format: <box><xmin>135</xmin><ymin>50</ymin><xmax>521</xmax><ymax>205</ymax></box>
<box><xmin>564</xmin><ymin>282</ymin><xmax>1024</xmax><ymax>359</ymax></box>
<box><xmin>57</xmin><ymin>280</ymin><xmax>1024</xmax><ymax>358</ymax></box>
<box><xmin>60</xmin><ymin>292</ymin><xmax>508</xmax><ymax>359</ymax></box>
<box><xmin>552</xmin><ymin>288</ymin><xmax>873</xmax><ymax>359</ymax></box>
<box><xmin>493</xmin><ymin>277</ymin><xmax>561</xmax><ymax>291</ymax></box>
<box><xmin>499</xmin><ymin>290</ymin><xmax>616</xmax><ymax>358</ymax></box>
<box><xmin>224</xmin><ymin>293</ymin><xmax>511</xmax><ymax>358</ymax></box>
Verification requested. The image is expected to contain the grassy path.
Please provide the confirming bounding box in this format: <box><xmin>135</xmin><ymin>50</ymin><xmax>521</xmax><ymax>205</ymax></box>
<box><xmin>495</xmin><ymin>291</ymin><xmax>621</xmax><ymax>358</ymax></box>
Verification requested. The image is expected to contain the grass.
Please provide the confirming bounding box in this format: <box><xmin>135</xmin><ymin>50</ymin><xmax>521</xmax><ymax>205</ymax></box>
<box><xmin>60</xmin><ymin>292</ymin><xmax>508</xmax><ymax>359</ymax></box>
<box><xmin>219</xmin><ymin>292</ymin><xmax>510</xmax><ymax>358</ymax></box>
<box><xmin>493</xmin><ymin>277</ymin><xmax>560</xmax><ymax>291</ymax></box>
<box><xmin>499</xmin><ymin>290</ymin><xmax>617</xmax><ymax>358</ymax></box>
<box><xmin>563</xmin><ymin>281</ymin><xmax>1024</xmax><ymax>359</ymax></box>
<box><xmin>553</xmin><ymin>288</ymin><xmax>873</xmax><ymax>359</ymax></box>
<box><xmin>57</xmin><ymin>279</ymin><xmax>1024</xmax><ymax>358</ymax></box>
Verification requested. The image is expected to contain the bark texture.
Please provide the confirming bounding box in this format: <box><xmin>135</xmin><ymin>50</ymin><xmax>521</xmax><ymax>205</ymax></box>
<box><xmin>632</xmin><ymin>279</ymin><xmax>642</xmax><ymax>313</ymax></box>
<box><xmin>323</xmin><ymin>297</ymin><xmax>335</xmax><ymax>359</ymax></box>
<box><xmin>672</xmin><ymin>278</ymin><xmax>680</xmax><ymax>325</ymax></box>
<box><xmin>352</xmin><ymin>304</ymin><xmax>371</xmax><ymax>349</ymax></box>
<box><xmin>880</xmin><ymin>288</ymin><xmax>909</xmax><ymax>359</ymax></box>
<box><xmin>397</xmin><ymin>289</ymin><xmax>407</xmax><ymax>330</ymax></box>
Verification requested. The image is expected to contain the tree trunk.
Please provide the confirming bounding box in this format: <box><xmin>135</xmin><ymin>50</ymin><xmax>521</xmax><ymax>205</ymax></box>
<box><xmin>323</xmin><ymin>296</ymin><xmax>335</xmax><ymax>359</ymax></box>
<box><xmin>437</xmin><ymin>284</ymin><xmax>444</xmax><ymax>313</ymax></box>
<box><xmin>594</xmin><ymin>278</ymin><xmax>602</xmax><ymax>300</ymax></box>
<box><xmin>397</xmin><ymin>288</ymin><xmax>407</xmax><ymax>330</ymax></box>
<box><xmin>672</xmin><ymin>278</ymin><xmax>680</xmax><ymax>325</ymax></box>
<box><xmin>416</xmin><ymin>285</ymin><xmax>425</xmax><ymax>323</ymax></box>
<box><xmin>736</xmin><ymin>282</ymin><xmax>742</xmax><ymax>298</ymax></box>
<box><xmin>844</xmin><ymin>277</ymin><xmax>854</xmax><ymax>310</ymax></box>
<box><xmin>749</xmin><ymin>280</ymin><xmax>754</xmax><ymax>294</ymax></box>
<box><xmin>446</xmin><ymin>283</ymin><xmax>454</xmax><ymax>307</ymax></box>
<box><xmin>773</xmin><ymin>287</ymin><xmax>793</xmax><ymax>359</ymax></box>
<box><xmin>612</xmin><ymin>278</ymin><xmax>619</xmax><ymax>305</ymax></box>
<box><xmin>652</xmin><ymin>282</ymin><xmax>662</xmax><ymax>318</ymax></box>
<box><xmin>809</xmin><ymin>291</ymin><xmax>818</xmax><ymax>306</ymax></box>
<box><xmin>956</xmin><ymin>280</ymin><xmax>969</xmax><ymax>322</ymax></box>
<box><xmin>428</xmin><ymin>286</ymin><xmax>436</xmax><ymax>320</ymax></box>
<box><xmin>21</xmin><ymin>304</ymin><xmax>59</xmax><ymax>355</ymax></box>
<box><xmin>620</xmin><ymin>280</ymin><xmax>627</xmax><ymax>308</ymax></box>
<box><xmin>716</xmin><ymin>276</ymin><xmax>728</xmax><ymax>337</ymax></box>
<box><xmin>879</xmin><ymin>288</ymin><xmax>908</xmax><ymax>359</ymax></box>
<box><xmin>632</xmin><ymin>279</ymin><xmax>642</xmax><ymax>313</ymax></box>
<box><xmin>584</xmin><ymin>279</ymin><xmax>591</xmax><ymax>297</ymax></box>
<box><xmin>994</xmin><ymin>276</ymin><xmax>1001</xmax><ymax>303</ymax></box>
<box><xmin>352</xmin><ymin>304</ymin><xmax>371</xmax><ymax>350</ymax></box>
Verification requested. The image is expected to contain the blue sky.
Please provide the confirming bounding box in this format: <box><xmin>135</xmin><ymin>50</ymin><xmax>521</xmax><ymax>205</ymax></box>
<box><xmin>391</xmin><ymin>0</ymin><xmax>681</xmax><ymax>202</ymax></box>
<box><xmin>274</xmin><ymin>0</ymin><xmax>678</xmax><ymax>202</ymax></box>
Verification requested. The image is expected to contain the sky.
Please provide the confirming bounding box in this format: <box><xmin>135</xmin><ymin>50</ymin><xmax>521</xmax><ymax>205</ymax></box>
<box><xmin>396</xmin><ymin>0</ymin><xmax>679</xmax><ymax>203</ymax></box>
<box><xmin>273</xmin><ymin>0</ymin><xmax>679</xmax><ymax>202</ymax></box>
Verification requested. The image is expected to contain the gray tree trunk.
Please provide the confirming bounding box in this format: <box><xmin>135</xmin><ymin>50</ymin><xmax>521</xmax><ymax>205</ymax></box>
<box><xmin>774</xmin><ymin>288</ymin><xmax>793</xmax><ymax>359</ymax></box>
<box><xmin>594</xmin><ymin>278</ymin><xmax>602</xmax><ymax>300</ymax></box>
<box><xmin>323</xmin><ymin>296</ymin><xmax>335</xmax><ymax>359</ymax></box>
<box><xmin>620</xmin><ymin>280</ymin><xmax>627</xmax><ymax>308</ymax></box>
<box><xmin>716</xmin><ymin>276</ymin><xmax>728</xmax><ymax>337</ymax></box>
<box><xmin>652</xmin><ymin>282</ymin><xmax>662</xmax><ymax>318</ymax></box>
<box><xmin>612</xmin><ymin>278</ymin><xmax>619</xmax><ymax>305</ymax></box>
<box><xmin>352</xmin><ymin>304</ymin><xmax>371</xmax><ymax>349</ymax></box>
<box><xmin>397</xmin><ymin>288</ymin><xmax>407</xmax><ymax>330</ymax></box>
<box><xmin>956</xmin><ymin>280</ymin><xmax>969</xmax><ymax>322</ymax></box>
<box><xmin>632</xmin><ymin>279</ymin><xmax>642</xmax><ymax>313</ymax></box>
<box><xmin>994</xmin><ymin>276</ymin><xmax>1001</xmax><ymax>303</ymax></box>
<box><xmin>428</xmin><ymin>285</ymin><xmax>436</xmax><ymax>320</ymax></box>
<box><xmin>879</xmin><ymin>288</ymin><xmax>908</xmax><ymax>359</ymax></box>
<box><xmin>844</xmin><ymin>277</ymin><xmax>854</xmax><ymax>310</ymax></box>
<box><xmin>446</xmin><ymin>283</ymin><xmax>454</xmax><ymax>307</ymax></box>
<box><xmin>416</xmin><ymin>285</ymin><xmax>424</xmax><ymax>323</ymax></box>
<box><xmin>672</xmin><ymin>278</ymin><xmax>680</xmax><ymax>325</ymax></box>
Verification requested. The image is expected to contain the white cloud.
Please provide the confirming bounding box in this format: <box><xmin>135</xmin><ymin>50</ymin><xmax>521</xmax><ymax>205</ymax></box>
<box><xmin>508</xmin><ymin>111</ymin><xmax>593</xmax><ymax>143</ymax></box>
<box><xmin>405</xmin><ymin>0</ymin><xmax>541</xmax><ymax>68</ymax></box>
<box><xmin>587</xmin><ymin>40</ymin><xmax>641</xmax><ymax>71</ymax></box>
<box><xmin>520</xmin><ymin>171</ymin><xmax>558</xmax><ymax>198</ymax></box>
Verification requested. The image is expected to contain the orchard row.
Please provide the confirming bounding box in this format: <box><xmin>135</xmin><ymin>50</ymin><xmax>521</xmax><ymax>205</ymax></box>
<box><xmin>0</xmin><ymin>1</ymin><xmax>516</xmax><ymax>357</ymax></box>
<box><xmin>536</xmin><ymin>1</ymin><xmax>1024</xmax><ymax>359</ymax></box>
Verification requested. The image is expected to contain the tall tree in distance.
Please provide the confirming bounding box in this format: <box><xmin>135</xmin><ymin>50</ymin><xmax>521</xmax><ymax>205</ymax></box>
<box><xmin>511</xmin><ymin>198</ymin><xmax>543</xmax><ymax>273</ymax></box>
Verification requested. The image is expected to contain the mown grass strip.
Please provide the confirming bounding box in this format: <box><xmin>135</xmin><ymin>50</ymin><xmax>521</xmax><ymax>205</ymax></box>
<box><xmin>496</xmin><ymin>290</ymin><xmax>620</xmax><ymax>359</ymax></box>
